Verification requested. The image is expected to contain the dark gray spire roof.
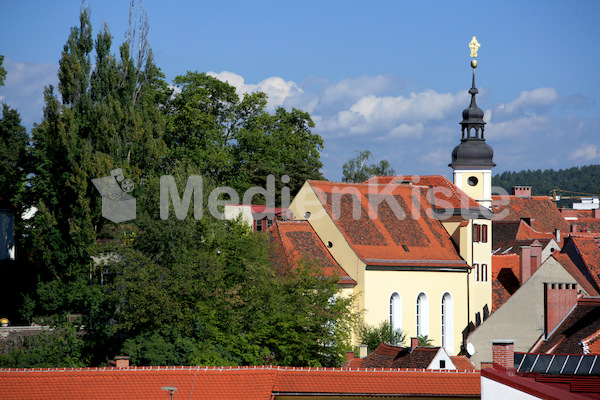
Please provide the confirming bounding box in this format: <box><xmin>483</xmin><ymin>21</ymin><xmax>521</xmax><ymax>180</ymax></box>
<box><xmin>449</xmin><ymin>68</ymin><xmax>496</xmax><ymax>168</ymax></box>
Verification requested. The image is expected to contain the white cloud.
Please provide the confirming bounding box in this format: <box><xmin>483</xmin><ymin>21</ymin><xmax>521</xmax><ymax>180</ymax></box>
<box><xmin>320</xmin><ymin>74</ymin><xmax>396</xmax><ymax>107</ymax></box>
<box><xmin>570</xmin><ymin>144</ymin><xmax>600</xmax><ymax>161</ymax></box>
<box><xmin>486</xmin><ymin>111</ymin><xmax>551</xmax><ymax>139</ymax></box>
<box><xmin>207</xmin><ymin>71</ymin><xmax>304</xmax><ymax>111</ymax></box>
<box><xmin>315</xmin><ymin>89</ymin><xmax>467</xmax><ymax>139</ymax></box>
<box><xmin>0</xmin><ymin>58</ymin><xmax>58</xmax><ymax>128</ymax></box>
<box><xmin>494</xmin><ymin>87</ymin><xmax>559</xmax><ymax>118</ymax></box>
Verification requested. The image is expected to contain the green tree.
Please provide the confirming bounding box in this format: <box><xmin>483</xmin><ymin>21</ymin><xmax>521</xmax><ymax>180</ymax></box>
<box><xmin>359</xmin><ymin>320</ymin><xmax>405</xmax><ymax>353</ymax></box>
<box><xmin>166</xmin><ymin>71</ymin><xmax>324</xmax><ymax>201</ymax></box>
<box><xmin>342</xmin><ymin>150</ymin><xmax>395</xmax><ymax>183</ymax></box>
<box><xmin>0</xmin><ymin>55</ymin><xmax>6</xmax><ymax>86</ymax></box>
<box><xmin>0</xmin><ymin>105</ymin><xmax>28</xmax><ymax>202</ymax></box>
<box><xmin>25</xmin><ymin>6</ymin><xmax>166</xmax><ymax>320</ymax></box>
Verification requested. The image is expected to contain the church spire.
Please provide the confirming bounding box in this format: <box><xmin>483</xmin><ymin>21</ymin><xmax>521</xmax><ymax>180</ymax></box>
<box><xmin>450</xmin><ymin>37</ymin><xmax>495</xmax><ymax>209</ymax></box>
<box><xmin>450</xmin><ymin>36</ymin><xmax>495</xmax><ymax>169</ymax></box>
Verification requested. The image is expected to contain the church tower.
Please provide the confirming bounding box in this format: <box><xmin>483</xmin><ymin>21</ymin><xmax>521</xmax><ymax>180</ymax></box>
<box><xmin>450</xmin><ymin>37</ymin><xmax>495</xmax><ymax>208</ymax></box>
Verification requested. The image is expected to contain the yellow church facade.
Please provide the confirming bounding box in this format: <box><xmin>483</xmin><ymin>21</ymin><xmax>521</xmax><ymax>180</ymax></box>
<box><xmin>283</xmin><ymin>49</ymin><xmax>495</xmax><ymax>355</ymax></box>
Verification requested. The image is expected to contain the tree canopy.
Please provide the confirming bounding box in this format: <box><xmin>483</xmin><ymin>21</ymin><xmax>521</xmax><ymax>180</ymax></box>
<box><xmin>342</xmin><ymin>150</ymin><xmax>395</xmax><ymax>183</ymax></box>
<box><xmin>0</xmin><ymin>4</ymin><xmax>350</xmax><ymax>369</ymax></box>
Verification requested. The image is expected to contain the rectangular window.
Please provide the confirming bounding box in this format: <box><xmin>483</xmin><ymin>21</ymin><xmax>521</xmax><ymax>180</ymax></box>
<box><xmin>473</xmin><ymin>223</ymin><xmax>488</xmax><ymax>243</ymax></box>
<box><xmin>482</xmin><ymin>263</ymin><xmax>487</xmax><ymax>282</ymax></box>
<box><xmin>473</xmin><ymin>224</ymin><xmax>480</xmax><ymax>243</ymax></box>
<box><xmin>474</xmin><ymin>263</ymin><xmax>479</xmax><ymax>282</ymax></box>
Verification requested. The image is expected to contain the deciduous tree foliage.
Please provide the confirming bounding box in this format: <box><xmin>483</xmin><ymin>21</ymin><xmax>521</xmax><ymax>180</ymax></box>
<box><xmin>3</xmin><ymin>6</ymin><xmax>351</xmax><ymax>369</ymax></box>
<box><xmin>166</xmin><ymin>72</ymin><xmax>324</xmax><ymax>201</ymax></box>
<box><xmin>342</xmin><ymin>150</ymin><xmax>395</xmax><ymax>183</ymax></box>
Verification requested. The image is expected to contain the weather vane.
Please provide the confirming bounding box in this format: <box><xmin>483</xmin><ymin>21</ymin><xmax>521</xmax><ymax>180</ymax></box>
<box><xmin>469</xmin><ymin>36</ymin><xmax>480</xmax><ymax>68</ymax></box>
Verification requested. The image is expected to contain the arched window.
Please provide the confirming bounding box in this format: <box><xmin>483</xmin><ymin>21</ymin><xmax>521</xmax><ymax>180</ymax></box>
<box><xmin>389</xmin><ymin>292</ymin><xmax>402</xmax><ymax>332</ymax></box>
<box><xmin>416</xmin><ymin>292</ymin><xmax>429</xmax><ymax>337</ymax></box>
<box><xmin>441</xmin><ymin>292</ymin><xmax>454</xmax><ymax>353</ymax></box>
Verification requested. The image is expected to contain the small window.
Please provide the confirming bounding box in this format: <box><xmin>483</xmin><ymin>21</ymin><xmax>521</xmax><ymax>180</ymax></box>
<box><xmin>468</xmin><ymin>176</ymin><xmax>478</xmax><ymax>186</ymax></box>
<box><xmin>474</xmin><ymin>263</ymin><xmax>479</xmax><ymax>282</ymax></box>
<box><xmin>482</xmin><ymin>264</ymin><xmax>487</xmax><ymax>282</ymax></box>
<box><xmin>402</xmin><ymin>244</ymin><xmax>410</xmax><ymax>252</ymax></box>
<box><xmin>473</xmin><ymin>224</ymin><xmax>480</xmax><ymax>243</ymax></box>
<box><xmin>481</xmin><ymin>224</ymin><xmax>488</xmax><ymax>243</ymax></box>
<box><xmin>439</xmin><ymin>360</ymin><xmax>446</xmax><ymax>368</ymax></box>
<box><xmin>304</xmin><ymin>211</ymin><xmax>311</xmax><ymax>218</ymax></box>
<box><xmin>327</xmin><ymin>241</ymin><xmax>333</xmax><ymax>248</ymax></box>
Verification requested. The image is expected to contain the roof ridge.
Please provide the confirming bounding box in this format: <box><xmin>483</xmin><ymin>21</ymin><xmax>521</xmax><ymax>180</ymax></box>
<box><xmin>0</xmin><ymin>366</ymin><xmax>482</xmax><ymax>374</ymax></box>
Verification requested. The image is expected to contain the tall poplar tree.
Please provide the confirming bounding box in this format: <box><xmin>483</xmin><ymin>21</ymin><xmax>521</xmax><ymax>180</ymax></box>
<box><xmin>26</xmin><ymin>6</ymin><xmax>166</xmax><ymax>317</ymax></box>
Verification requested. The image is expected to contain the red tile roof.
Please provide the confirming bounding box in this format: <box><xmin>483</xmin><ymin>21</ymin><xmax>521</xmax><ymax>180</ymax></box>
<box><xmin>577</xmin><ymin>218</ymin><xmax>600</xmax><ymax>234</ymax></box>
<box><xmin>450</xmin><ymin>355</ymin><xmax>477</xmax><ymax>371</ymax></box>
<box><xmin>561</xmin><ymin>235</ymin><xmax>600</xmax><ymax>295</ymax></box>
<box><xmin>268</xmin><ymin>220</ymin><xmax>355</xmax><ymax>284</ymax></box>
<box><xmin>355</xmin><ymin>343</ymin><xmax>441</xmax><ymax>369</ymax></box>
<box><xmin>0</xmin><ymin>366</ymin><xmax>482</xmax><ymax>399</ymax></box>
<box><xmin>306</xmin><ymin>180</ymin><xmax>469</xmax><ymax>269</ymax></box>
<box><xmin>514</xmin><ymin>220</ymin><xmax>556</xmax><ymax>241</ymax></box>
<box><xmin>553</xmin><ymin>253</ymin><xmax>600</xmax><ymax>297</ymax></box>
<box><xmin>491</xmin><ymin>254</ymin><xmax>520</xmax><ymax>311</ymax></box>
<box><xmin>491</xmin><ymin>195</ymin><xmax>570</xmax><ymax>233</ymax></box>
<box><xmin>363</xmin><ymin>175</ymin><xmax>483</xmax><ymax>211</ymax></box>
<box><xmin>535</xmin><ymin>298</ymin><xmax>600</xmax><ymax>354</ymax></box>
<box><xmin>272</xmin><ymin>368</ymin><xmax>481</xmax><ymax>397</ymax></box>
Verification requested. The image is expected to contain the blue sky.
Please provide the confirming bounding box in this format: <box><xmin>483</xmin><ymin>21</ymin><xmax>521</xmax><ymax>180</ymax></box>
<box><xmin>1</xmin><ymin>0</ymin><xmax>599</xmax><ymax>181</ymax></box>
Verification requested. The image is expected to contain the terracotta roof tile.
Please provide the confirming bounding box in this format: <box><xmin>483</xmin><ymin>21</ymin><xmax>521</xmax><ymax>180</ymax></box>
<box><xmin>491</xmin><ymin>195</ymin><xmax>570</xmax><ymax>233</ymax></box>
<box><xmin>271</xmin><ymin>368</ymin><xmax>481</xmax><ymax>397</ymax></box>
<box><xmin>0</xmin><ymin>366</ymin><xmax>277</xmax><ymax>400</ymax></box>
<box><xmin>553</xmin><ymin>253</ymin><xmax>600</xmax><ymax>297</ymax></box>
<box><xmin>307</xmin><ymin>180</ymin><xmax>468</xmax><ymax>269</ymax></box>
<box><xmin>450</xmin><ymin>355</ymin><xmax>477</xmax><ymax>371</ymax></box>
<box><xmin>577</xmin><ymin>218</ymin><xmax>600</xmax><ymax>234</ymax></box>
<box><xmin>561</xmin><ymin>235</ymin><xmax>600</xmax><ymax>295</ymax></box>
<box><xmin>491</xmin><ymin>254</ymin><xmax>520</xmax><ymax>311</ymax></box>
<box><xmin>363</xmin><ymin>175</ymin><xmax>483</xmax><ymax>211</ymax></box>
<box><xmin>356</xmin><ymin>343</ymin><xmax>442</xmax><ymax>369</ymax></box>
<box><xmin>269</xmin><ymin>220</ymin><xmax>355</xmax><ymax>284</ymax></box>
<box><xmin>0</xmin><ymin>365</ymin><xmax>481</xmax><ymax>399</ymax></box>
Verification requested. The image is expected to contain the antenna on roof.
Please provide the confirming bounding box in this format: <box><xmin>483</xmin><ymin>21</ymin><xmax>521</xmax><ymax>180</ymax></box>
<box><xmin>161</xmin><ymin>387</ymin><xmax>177</xmax><ymax>400</ymax></box>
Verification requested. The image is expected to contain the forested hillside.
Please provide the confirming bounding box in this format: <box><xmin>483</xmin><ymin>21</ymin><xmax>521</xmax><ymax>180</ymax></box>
<box><xmin>493</xmin><ymin>165</ymin><xmax>600</xmax><ymax>201</ymax></box>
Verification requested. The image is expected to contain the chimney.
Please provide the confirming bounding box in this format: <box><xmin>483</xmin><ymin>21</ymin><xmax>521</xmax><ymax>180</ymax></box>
<box><xmin>571</xmin><ymin>224</ymin><xmax>578</xmax><ymax>233</ymax></box>
<box><xmin>593</xmin><ymin>208</ymin><xmax>600</xmax><ymax>219</ymax></box>
<box><xmin>513</xmin><ymin>186</ymin><xmax>531</xmax><ymax>198</ymax></box>
<box><xmin>411</xmin><ymin>337</ymin><xmax>419</xmax><ymax>349</ymax></box>
<box><xmin>358</xmin><ymin>344</ymin><xmax>368</xmax><ymax>359</ymax></box>
<box><xmin>555</xmin><ymin>229</ymin><xmax>561</xmax><ymax>243</ymax></box>
<box><xmin>531</xmin><ymin>241</ymin><xmax>542</xmax><ymax>275</ymax></box>
<box><xmin>115</xmin><ymin>356</ymin><xmax>130</xmax><ymax>368</ymax></box>
<box><xmin>346</xmin><ymin>351</ymin><xmax>355</xmax><ymax>362</ymax></box>
<box><xmin>492</xmin><ymin>340</ymin><xmax>515</xmax><ymax>369</ymax></box>
<box><xmin>520</xmin><ymin>246</ymin><xmax>532</xmax><ymax>284</ymax></box>
<box><xmin>544</xmin><ymin>283</ymin><xmax>578</xmax><ymax>337</ymax></box>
